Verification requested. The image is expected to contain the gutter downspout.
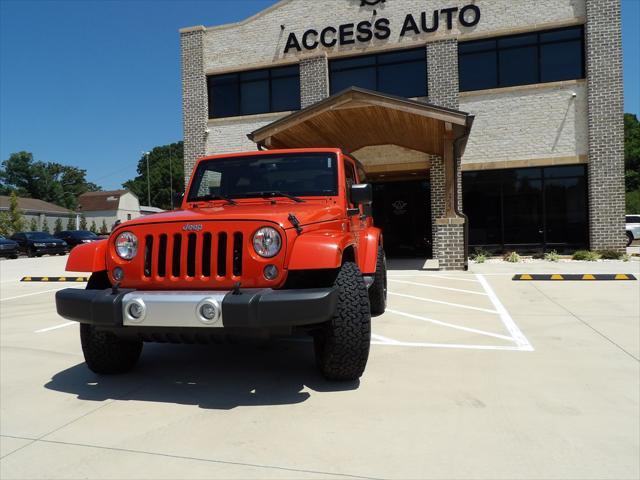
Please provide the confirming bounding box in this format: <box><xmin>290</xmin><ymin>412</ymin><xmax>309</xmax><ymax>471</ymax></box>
<box><xmin>452</xmin><ymin>114</ymin><xmax>475</xmax><ymax>271</ymax></box>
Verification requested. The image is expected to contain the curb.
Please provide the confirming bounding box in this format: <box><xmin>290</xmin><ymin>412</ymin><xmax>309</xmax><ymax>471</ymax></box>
<box><xmin>512</xmin><ymin>274</ymin><xmax>637</xmax><ymax>281</ymax></box>
<box><xmin>21</xmin><ymin>276</ymin><xmax>89</xmax><ymax>282</ymax></box>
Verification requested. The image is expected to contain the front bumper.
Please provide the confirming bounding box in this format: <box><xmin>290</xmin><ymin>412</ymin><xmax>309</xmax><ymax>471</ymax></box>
<box><xmin>55</xmin><ymin>287</ymin><xmax>337</xmax><ymax>329</ymax></box>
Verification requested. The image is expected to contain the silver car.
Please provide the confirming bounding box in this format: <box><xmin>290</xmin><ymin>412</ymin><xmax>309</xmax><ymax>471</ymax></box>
<box><xmin>626</xmin><ymin>214</ymin><xmax>640</xmax><ymax>246</ymax></box>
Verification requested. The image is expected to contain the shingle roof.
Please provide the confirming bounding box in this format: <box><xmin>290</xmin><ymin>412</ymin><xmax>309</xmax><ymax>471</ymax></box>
<box><xmin>0</xmin><ymin>196</ymin><xmax>73</xmax><ymax>214</ymax></box>
<box><xmin>78</xmin><ymin>190</ymin><xmax>132</xmax><ymax>212</ymax></box>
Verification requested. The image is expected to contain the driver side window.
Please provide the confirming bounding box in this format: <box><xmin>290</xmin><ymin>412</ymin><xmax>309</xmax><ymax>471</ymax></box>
<box><xmin>344</xmin><ymin>160</ymin><xmax>357</xmax><ymax>207</ymax></box>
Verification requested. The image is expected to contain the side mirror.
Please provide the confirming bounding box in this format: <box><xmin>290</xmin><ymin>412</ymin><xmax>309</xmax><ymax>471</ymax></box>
<box><xmin>350</xmin><ymin>183</ymin><xmax>372</xmax><ymax>206</ymax></box>
<box><xmin>172</xmin><ymin>192</ymin><xmax>185</xmax><ymax>209</ymax></box>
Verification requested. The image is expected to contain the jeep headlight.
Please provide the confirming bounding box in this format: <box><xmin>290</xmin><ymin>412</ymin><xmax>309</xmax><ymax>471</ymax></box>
<box><xmin>115</xmin><ymin>231</ymin><xmax>138</xmax><ymax>260</ymax></box>
<box><xmin>252</xmin><ymin>227</ymin><xmax>281</xmax><ymax>258</ymax></box>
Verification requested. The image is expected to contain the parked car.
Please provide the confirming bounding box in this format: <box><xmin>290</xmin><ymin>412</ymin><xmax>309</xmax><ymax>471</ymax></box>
<box><xmin>55</xmin><ymin>148</ymin><xmax>386</xmax><ymax>381</ymax></box>
<box><xmin>55</xmin><ymin>230</ymin><xmax>105</xmax><ymax>248</ymax></box>
<box><xmin>626</xmin><ymin>214</ymin><xmax>640</xmax><ymax>246</ymax></box>
<box><xmin>0</xmin><ymin>235</ymin><xmax>19</xmax><ymax>259</ymax></box>
<box><xmin>10</xmin><ymin>231</ymin><xmax>68</xmax><ymax>257</ymax></box>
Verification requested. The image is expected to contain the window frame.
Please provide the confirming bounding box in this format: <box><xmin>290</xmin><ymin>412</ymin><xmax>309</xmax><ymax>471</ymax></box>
<box><xmin>458</xmin><ymin>25</ymin><xmax>585</xmax><ymax>92</ymax></box>
<box><xmin>329</xmin><ymin>47</ymin><xmax>427</xmax><ymax>98</ymax></box>
<box><xmin>207</xmin><ymin>64</ymin><xmax>301</xmax><ymax>119</ymax></box>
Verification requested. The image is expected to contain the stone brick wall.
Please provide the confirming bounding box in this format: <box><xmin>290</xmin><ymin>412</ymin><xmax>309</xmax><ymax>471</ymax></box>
<box><xmin>585</xmin><ymin>0</ymin><xmax>625</xmax><ymax>252</ymax></box>
<box><xmin>434</xmin><ymin>220</ymin><xmax>465</xmax><ymax>270</ymax></box>
<box><xmin>181</xmin><ymin>27</ymin><xmax>207</xmax><ymax>186</ymax></box>
<box><xmin>426</xmin><ymin>39</ymin><xmax>459</xmax><ymax>110</ymax></box>
<box><xmin>300</xmin><ymin>55</ymin><xmax>329</xmax><ymax>108</ymax></box>
<box><xmin>206</xmin><ymin>113</ymin><xmax>290</xmax><ymax>154</ymax></box>
<box><xmin>460</xmin><ymin>82</ymin><xmax>588</xmax><ymax>167</ymax></box>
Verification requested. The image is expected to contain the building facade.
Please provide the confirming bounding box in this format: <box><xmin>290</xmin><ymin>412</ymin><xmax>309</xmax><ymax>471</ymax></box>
<box><xmin>180</xmin><ymin>0</ymin><xmax>625</xmax><ymax>267</ymax></box>
<box><xmin>0</xmin><ymin>196</ymin><xmax>75</xmax><ymax>232</ymax></box>
<box><xmin>77</xmin><ymin>190</ymin><xmax>142</xmax><ymax>231</ymax></box>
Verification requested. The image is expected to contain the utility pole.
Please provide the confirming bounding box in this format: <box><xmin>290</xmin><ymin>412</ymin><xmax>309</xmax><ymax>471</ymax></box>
<box><xmin>169</xmin><ymin>145</ymin><xmax>174</xmax><ymax>209</ymax></box>
<box><xmin>144</xmin><ymin>151</ymin><xmax>151</xmax><ymax>206</ymax></box>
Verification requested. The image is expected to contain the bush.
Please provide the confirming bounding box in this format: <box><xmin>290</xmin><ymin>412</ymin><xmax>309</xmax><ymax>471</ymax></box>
<box><xmin>622</xmin><ymin>254</ymin><xmax>630</xmax><ymax>262</ymax></box>
<box><xmin>544</xmin><ymin>250</ymin><xmax>560</xmax><ymax>262</ymax></box>
<box><xmin>503</xmin><ymin>251</ymin><xmax>520</xmax><ymax>263</ymax></box>
<box><xmin>472</xmin><ymin>253</ymin><xmax>487</xmax><ymax>263</ymax></box>
<box><xmin>572</xmin><ymin>250</ymin><xmax>600</xmax><ymax>261</ymax></box>
<box><xmin>598</xmin><ymin>249</ymin><xmax>622</xmax><ymax>260</ymax></box>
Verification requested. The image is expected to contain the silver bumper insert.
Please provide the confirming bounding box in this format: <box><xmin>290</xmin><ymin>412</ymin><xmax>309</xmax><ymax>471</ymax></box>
<box><xmin>122</xmin><ymin>291</ymin><xmax>227</xmax><ymax>328</ymax></box>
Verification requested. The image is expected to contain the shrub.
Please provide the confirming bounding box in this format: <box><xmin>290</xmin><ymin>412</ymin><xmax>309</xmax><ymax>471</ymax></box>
<box><xmin>503</xmin><ymin>251</ymin><xmax>520</xmax><ymax>263</ymax></box>
<box><xmin>473</xmin><ymin>253</ymin><xmax>487</xmax><ymax>263</ymax></box>
<box><xmin>572</xmin><ymin>250</ymin><xmax>600</xmax><ymax>261</ymax></box>
<box><xmin>597</xmin><ymin>249</ymin><xmax>622</xmax><ymax>260</ymax></box>
<box><xmin>622</xmin><ymin>254</ymin><xmax>630</xmax><ymax>262</ymax></box>
<box><xmin>544</xmin><ymin>250</ymin><xmax>560</xmax><ymax>262</ymax></box>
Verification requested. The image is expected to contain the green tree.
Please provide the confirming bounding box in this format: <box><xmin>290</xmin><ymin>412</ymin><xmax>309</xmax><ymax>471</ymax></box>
<box><xmin>29</xmin><ymin>217</ymin><xmax>38</xmax><ymax>231</ymax></box>
<box><xmin>79</xmin><ymin>215</ymin><xmax>87</xmax><ymax>230</ymax></box>
<box><xmin>41</xmin><ymin>217</ymin><xmax>50</xmax><ymax>234</ymax></box>
<box><xmin>54</xmin><ymin>218</ymin><xmax>63</xmax><ymax>234</ymax></box>
<box><xmin>89</xmin><ymin>220</ymin><xmax>98</xmax><ymax>234</ymax></box>
<box><xmin>66</xmin><ymin>216</ymin><xmax>75</xmax><ymax>230</ymax></box>
<box><xmin>0</xmin><ymin>151</ymin><xmax>101</xmax><ymax>209</ymax></box>
<box><xmin>0</xmin><ymin>212</ymin><xmax>9</xmax><ymax>236</ymax></box>
<box><xmin>99</xmin><ymin>219</ymin><xmax>109</xmax><ymax>235</ymax></box>
<box><xmin>123</xmin><ymin>142</ymin><xmax>184</xmax><ymax>210</ymax></box>
<box><xmin>7</xmin><ymin>191</ymin><xmax>25</xmax><ymax>234</ymax></box>
<box><xmin>625</xmin><ymin>114</ymin><xmax>640</xmax><ymax>213</ymax></box>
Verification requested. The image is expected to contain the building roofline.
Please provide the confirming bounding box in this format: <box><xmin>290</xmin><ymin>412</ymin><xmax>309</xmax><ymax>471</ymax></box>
<box><xmin>179</xmin><ymin>0</ymin><xmax>292</xmax><ymax>34</ymax></box>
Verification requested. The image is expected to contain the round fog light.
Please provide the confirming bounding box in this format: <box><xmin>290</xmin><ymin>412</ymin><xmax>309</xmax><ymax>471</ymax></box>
<box><xmin>196</xmin><ymin>298</ymin><xmax>220</xmax><ymax>325</ymax></box>
<box><xmin>113</xmin><ymin>267</ymin><xmax>124</xmax><ymax>282</ymax></box>
<box><xmin>200</xmin><ymin>303</ymin><xmax>217</xmax><ymax>320</ymax></box>
<box><xmin>263</xmin><ymin>264</ymin><xmax>279</xmax><ymax>280</ymax></box>
<box><xmin>127</xmin><ymin>301</ymin><xmax>145</xmax><ymax>320</ymax></box>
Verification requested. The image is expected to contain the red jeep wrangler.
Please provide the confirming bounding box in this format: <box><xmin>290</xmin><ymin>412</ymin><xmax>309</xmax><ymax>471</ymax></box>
<box><xmin>56</xmin><ymin>148</ymin><xmax>386</xmax><ymax>380</ymax></box>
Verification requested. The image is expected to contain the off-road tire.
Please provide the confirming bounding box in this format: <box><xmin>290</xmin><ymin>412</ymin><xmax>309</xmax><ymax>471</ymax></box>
<box><xmin>627</xmin><ymin>232</ymin><xmax>633</xmax><ymax>247</ymax></box>
<box><xmin>80</xmin><ymin>324</ymin><xmax>142</xmax><ymax>374</ymax></box>
<box><xmin>368</xmin><ymin>246</ymin><xmax>387</xmax><ymax>316</ymax></box>
<box><xmin>80</xmin><ymin>270</ymin><xmax>142</xmax><ymax>374</ymax></box>
<box><xmin>314</xmin><ymin>262</ymin><xmax>371</xmax><ymax>381</ymax></box>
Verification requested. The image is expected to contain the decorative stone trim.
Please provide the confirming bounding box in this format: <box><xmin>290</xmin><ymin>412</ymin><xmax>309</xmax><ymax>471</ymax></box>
<box><xmin>462</xmin><ymin>155</ymin><xmax>588</xmax><ymax>171</ymax></box>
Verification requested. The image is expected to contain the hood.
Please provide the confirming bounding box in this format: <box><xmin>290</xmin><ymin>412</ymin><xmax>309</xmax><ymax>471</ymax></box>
<box><xmin>120</xmin><ymin>200</ymin><xmax>343</xmax><ymax>230</ymax></box>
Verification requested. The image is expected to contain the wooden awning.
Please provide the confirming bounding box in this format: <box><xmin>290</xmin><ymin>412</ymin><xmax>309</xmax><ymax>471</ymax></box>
<box><xmin>247</xmin><ymin>87</ymin><xmax>474</xmax><ymax>158</ymax></box>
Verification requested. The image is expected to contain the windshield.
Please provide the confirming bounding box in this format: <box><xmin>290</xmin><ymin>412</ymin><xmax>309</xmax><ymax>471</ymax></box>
<box><xmin>25</xmin><ymin>232</ymin><xmax>55</xmax><ymax>240</ymax></box>
<box><xmin>187</xmin><ymin>153</ymin><xmax>338</xmax><ymax>203</ymax></box>
<box><xmin>72</xmin><ymin>230</ymin><xmax>98</xmax><ymax>238</ymax></box>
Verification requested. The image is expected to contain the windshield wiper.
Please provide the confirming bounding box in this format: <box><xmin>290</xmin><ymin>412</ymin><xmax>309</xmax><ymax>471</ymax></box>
<box><xmin>200</xmin><ymin>194</ymin><xmax>237</xmax><ymax>206</ymax></box>
<box><xmin>239</xmin><ymin>191</ymin><xmax>305</xmax><ymax>203</ymax></box>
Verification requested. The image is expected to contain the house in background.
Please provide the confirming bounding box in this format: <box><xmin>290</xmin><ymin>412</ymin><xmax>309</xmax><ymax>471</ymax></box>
<box><xmin>140</xmin><ymin>205</ymin><xmax>165</xmax><ymax>216</ymax></box>
<box><xmin>77</xmin><ymin>190</ymin><xmax>141</xmax><ymax>230</ymax></box>
<box><xmin>0</xmin><ymin>195</ymin><xmax>75</xmax><ymax>231</ymax></box>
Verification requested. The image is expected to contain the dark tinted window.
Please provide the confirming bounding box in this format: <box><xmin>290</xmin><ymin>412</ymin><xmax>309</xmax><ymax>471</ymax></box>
<box><xmin>463</xmin><ymin>165</ymin><xmax>588</xmax><ymax>251</ymax></box>
<box><xmin>188</xmin><ymin>153</ymin><xmax>338</xmax><ymax>202</ymax></box>
<box><xmin>330</xmin><ymin>48</ymin><xmax>427</xmax><ymax>97</ymax></box>
<box><xmin>459</xmin><ymin>26</ymin><xmax>584</xmax><ymax>91</ymax></box>
<box><xmin>208</xmin><ymin>65</ymin><xmax>300</xmax><ymax>118</ymax></box>
<box><xmin>25</xmin><ymin>232</ymin><xmax>54</xmax><ymax>240</ymax></box>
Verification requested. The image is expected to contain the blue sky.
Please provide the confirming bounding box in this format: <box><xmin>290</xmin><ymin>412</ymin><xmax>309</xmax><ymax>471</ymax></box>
<box><xmin>1</xmin><ymin>0</ymin><xmax>638</xmax><ymax>191</ymax></box>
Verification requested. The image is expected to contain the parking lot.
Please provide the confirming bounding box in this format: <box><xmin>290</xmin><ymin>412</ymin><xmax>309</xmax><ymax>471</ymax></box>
<box><xmin>1</xmin><ymin>255</ymin><xmax>639</xmax><ymax>479</ymax></box>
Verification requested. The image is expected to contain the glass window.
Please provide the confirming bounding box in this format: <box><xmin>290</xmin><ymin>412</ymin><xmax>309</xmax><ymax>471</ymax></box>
<box><xmin>463</xmin><ymin>165</ymin><xmax>588</xmax><ymax>251</ymax></box>
<box><xmin>208</xmin><ymin>65</ymin><xmax>300</xmax><ymax>118</ymax></box>
<box><xmin>329</xmin><ymin>48</ymin><xmax>427</xmax><ymax>97</ymax></box>
<box><xmin>459</xmin><ymin>26</ymin><xmax>584</xmax><ymax>91</ymax></box>
<box><xmin>187</xmin><ymin>153</ymin><xmax>338</xmax><ymax>202</ymax></box>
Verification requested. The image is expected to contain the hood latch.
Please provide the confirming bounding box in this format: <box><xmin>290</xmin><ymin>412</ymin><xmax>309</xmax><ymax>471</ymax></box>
<box><xmin>287</xmin><ymin>213</ymin><xmax>303</xmax><ymax>235</ymax></box>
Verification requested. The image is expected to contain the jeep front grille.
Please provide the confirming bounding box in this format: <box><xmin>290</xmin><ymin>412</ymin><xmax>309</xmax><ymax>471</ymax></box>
<box><xmin>142</xmin><ymin>231</ymin><xmax>243</xmax><ymax>280</ymax></box>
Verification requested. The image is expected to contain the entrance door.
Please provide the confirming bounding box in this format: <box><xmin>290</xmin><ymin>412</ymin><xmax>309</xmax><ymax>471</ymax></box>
<box><xmin>372</xmin><ymin>180</ymin><xmax>431</xmax><ymax>257</ymax></box>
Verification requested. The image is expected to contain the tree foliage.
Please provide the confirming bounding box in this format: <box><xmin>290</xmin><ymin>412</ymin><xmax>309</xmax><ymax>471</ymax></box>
<box><xmin>54</xmin><ymin>218</ymin><xmax>63</xmax><ymax>234</ymax></box>
<box><xmin>0</xmin><ymin>191</ymin><xmax>26</xmax><ymax>235</ymax></box>
<box><xmin>89</xmin><ymin>221</ymin><xmax>97</xmax><ymax>234</ymax></box>
<box><xmin>123</xmin><ymin>142</ymin><xmax>184</xmax><ymax>211</ymax></box>
<box><xmin>100</xmin><ymin>219</ymin><xmax>109</xmax><ymax>235</ymax></box>
<box><xmin>66</xmin><ymin>217</ymin><xmax>75</xmax><ymax>230</ymax></box>
<box><xmin>0</xmin><ymin>151</ymin><xmax>101</xmax><ymax>210</ymax></box>
<box><xmin>79</xmin><ymin>215</ymin><xmax>87</xmax><ymax>230</ymax></box>
<box><xmin>625</xmin><ymin>114</ymin><xmax>640</xmax><ymax>213</ymax></box>
<box><xmin>30</xmin><ymin>217</ymin><xmax>38</xmax><ymax>231</ymax></box>
<box><xmin>41</xmin><ymin>217</ymin><xmax>50</xmax><ymax>234</ymax></box>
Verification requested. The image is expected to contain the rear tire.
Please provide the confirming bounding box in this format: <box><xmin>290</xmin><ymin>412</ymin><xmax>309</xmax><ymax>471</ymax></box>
<box><xmin>80</xmin><ymin>324</ymin><xmax>142</xmax><ymax>374</ymax></box>
<box><xmin>368</xmin><ymin>246</ymin><xmax>387</xmax><ymax>316</ymax></box>
<box><xmin>314</xmin><ymin>262</ymin><xmax>371</xmax><ymax>381</ymax></box>
<box><xmin>627</xmin><ymin>232</ymin><xmax>633</xmax><ymax>247</ymax></box>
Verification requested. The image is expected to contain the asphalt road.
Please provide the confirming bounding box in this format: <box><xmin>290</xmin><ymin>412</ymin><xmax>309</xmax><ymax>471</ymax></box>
<box><xmin>1</xmin><ymin>255</ymin><xmax>639</xmax><ymax>479</ymax></box>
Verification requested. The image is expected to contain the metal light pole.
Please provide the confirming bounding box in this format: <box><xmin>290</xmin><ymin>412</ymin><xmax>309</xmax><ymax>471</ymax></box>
<box><xmin>169</xmin><ymin>145</ymin><xmax>174</xmax><ymax>209</ymax></box>
<box><xmin>143</xmin><ymin>151</ymin><xmax>151</xmax><ymax>207</ymax></box>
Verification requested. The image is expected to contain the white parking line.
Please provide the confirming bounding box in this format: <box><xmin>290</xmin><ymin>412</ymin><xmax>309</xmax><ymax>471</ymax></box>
<box><xmin>389</xmin><ymin>279</ymin><xmax>487</xmax><ymax>296</ymax></box>
<box><xmin>0</xmin><ymin>288</ymin><xmax>61</xmax><ymax>302</ymax></box>
<box><xmin>35</xmin><ymin>322</ymin><xmax>76</xmax><ymax>333</ymax></box>
<box><xmin>388</xmin><ymin>291</ymin><xmax>499</xmax><ymax>314</ymax></box>
<box><xmin>476</xmin><ymin>274</ymin><xmax>534</xmax><ymax>351</ymax></box>
<box><xmin>386</xmin><ymin>308</ymin><xmax>516</xmax><ymax>342</ymax></box>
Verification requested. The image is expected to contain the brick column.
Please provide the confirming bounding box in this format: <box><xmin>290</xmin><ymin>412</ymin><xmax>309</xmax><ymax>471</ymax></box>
<box><xmin>426</xmin><ymin>39</ymin><xmax>465</xmax><ymax>269</ymax></box>
<box><xmin>585</xmin><ymin>0</ymin><xmax>626</xmax><ymax>252</ymax></box>
<box><xmin>180</xmin><ymin>26</ymin><xmax>207</xmax><ymax>187</ymax></box>
<box><xmin>300</xmin><ymin>54</ymin><xmax>329</xmax><ymax>108</ymax></box>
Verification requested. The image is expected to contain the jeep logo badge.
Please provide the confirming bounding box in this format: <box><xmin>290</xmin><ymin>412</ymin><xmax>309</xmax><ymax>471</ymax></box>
<box><xmin>182</xmin><ymin>224</ymin><xmax>203</xmax><ymax>231</ymax></box>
